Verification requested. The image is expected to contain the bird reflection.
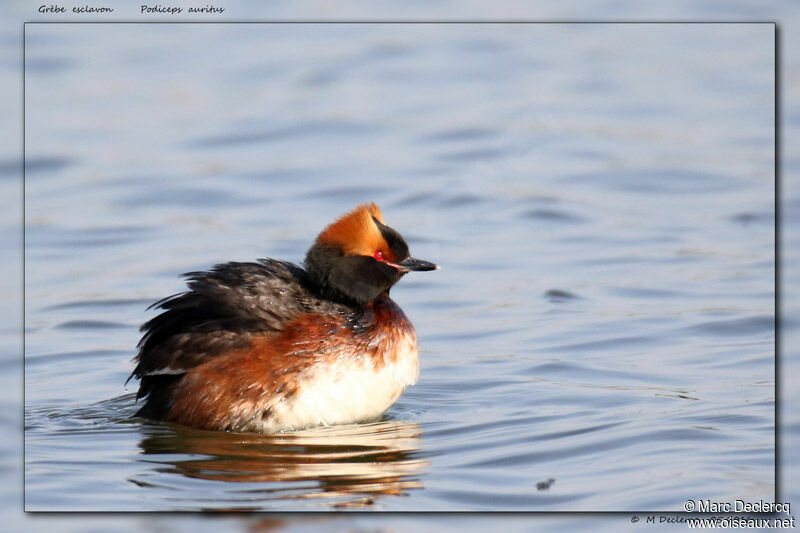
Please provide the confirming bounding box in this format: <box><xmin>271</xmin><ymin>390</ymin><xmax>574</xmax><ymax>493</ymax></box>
<box><xmin>135</xmin><ymin>419</ymin><xmax>427</xmax><ymax>508</ymax></box>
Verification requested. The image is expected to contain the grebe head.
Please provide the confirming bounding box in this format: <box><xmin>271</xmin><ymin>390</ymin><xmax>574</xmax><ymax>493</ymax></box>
<box><xmin>304</xmin><ymin>203</ymin><xmax>438</xmax><ymax>305</ymax></box>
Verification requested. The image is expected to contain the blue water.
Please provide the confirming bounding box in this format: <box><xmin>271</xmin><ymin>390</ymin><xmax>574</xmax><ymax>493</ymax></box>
<box><xmin>17</xmin><ymin>20</ymin><xmax>778</xmax><ymax>519</ymax></box>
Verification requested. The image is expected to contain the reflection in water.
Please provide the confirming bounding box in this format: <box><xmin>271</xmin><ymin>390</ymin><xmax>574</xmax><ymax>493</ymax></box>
<box><xmin>135</xmin><ymin>419</ymin><xmax>428</xmax><ymax>508</ymax></box>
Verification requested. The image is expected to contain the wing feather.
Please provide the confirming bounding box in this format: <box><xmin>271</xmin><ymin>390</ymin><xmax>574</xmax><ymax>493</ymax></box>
<box><xmin>130</xmin><ymin>259</ymin><xmax>345</xmax><ymax>389</ymax></box>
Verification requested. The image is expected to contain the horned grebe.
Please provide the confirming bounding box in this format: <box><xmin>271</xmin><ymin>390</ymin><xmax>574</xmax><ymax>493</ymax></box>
<box><xmin>129</xmin><ymin>203</ymin><xmax>438</xmax><ymax>433</ymax></box>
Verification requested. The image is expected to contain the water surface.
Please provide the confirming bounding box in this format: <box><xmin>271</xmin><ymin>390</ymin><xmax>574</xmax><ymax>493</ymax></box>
<box><xmin>23</xmin><ymin>23</ymin><xmax>774</xmax><ymax>511</ymax></box>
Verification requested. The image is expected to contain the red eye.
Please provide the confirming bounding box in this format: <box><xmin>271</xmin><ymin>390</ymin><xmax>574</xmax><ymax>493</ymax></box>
<box><xmin>374</xmin><ymin>250</ymin><xmax>385</xmax><ymax>261</ymax></box>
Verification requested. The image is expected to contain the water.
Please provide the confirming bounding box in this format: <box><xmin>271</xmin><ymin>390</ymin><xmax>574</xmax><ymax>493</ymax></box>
<box><xmin>23</xmin><ymin>23</ymin><xmax>774</xmax><ymax>512</ymax></box>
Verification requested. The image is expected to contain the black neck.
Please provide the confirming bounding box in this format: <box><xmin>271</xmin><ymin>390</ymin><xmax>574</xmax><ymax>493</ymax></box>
<box><xmin>304</xmin><ymin>243</ymin><xmax>401</xmax><ymax>306</ymax></box>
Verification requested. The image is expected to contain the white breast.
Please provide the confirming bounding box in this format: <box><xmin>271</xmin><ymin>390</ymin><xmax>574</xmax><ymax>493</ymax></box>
<box><xmin>255</xmin><ymin>331</ymin><xmax>419</xmax><ymax>433</ymax></box>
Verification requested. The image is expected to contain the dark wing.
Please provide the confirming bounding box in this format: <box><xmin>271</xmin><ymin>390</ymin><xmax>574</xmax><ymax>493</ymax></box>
<box><xmin>130</xmin><ymin>259</ymin><xmax>322</xmax><ymax>398</ymax></box>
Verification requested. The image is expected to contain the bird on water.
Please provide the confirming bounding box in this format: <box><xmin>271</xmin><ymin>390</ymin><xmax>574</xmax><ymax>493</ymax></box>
<box><xmin>129</xmin><ymin>203</ymin><xmax>438</xmax><ymax>433</ymax></box>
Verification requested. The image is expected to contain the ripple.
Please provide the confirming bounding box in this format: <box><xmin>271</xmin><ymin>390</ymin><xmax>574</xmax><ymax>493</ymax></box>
<box><xmin>605</xmin><ymin>286</ymin><xmax>684</xmax><ymax>299</ymax></box>
<box><xmin>562</xmin><ymin>169</ymin><xmax>747</xmax><ymax>194</ymax></box>
<box><xmin>424</xmin><ymin>413</ymin><xmax>564</xmax><ymax>440</ymax></box>
<box><xmin>233</xmin><ymin>168</ymin><xmax>320</xmax><ymax>182</ymax></box>
<box><xmin>418</xmin><ymin>127</ymin><xmax>498</xmax><ymax>144</ymax></box>
<box><xmin>729</xmin><ymin>212</ymin><xmax>773</xmax><ymax>225</ymax></box>
<box><xmin>27</xmin><ymin>225</ymin><xmax>152</xmax><ymax>248</ymax></box>
<box><xmin>523</xmin><ymin>361</ymin><xmax>680</xmax><ymax>391</ymax></box>
<box><xmin>43</xmin><ymin>298</ymin><xmax>153</xmax><ymax>312</ymax></box>
<box><xmin>437</xmin><ymin>193</ymin><xmax>484</xmax><ymax>207</ymax></box>
<box><xmin>426</xmin><ymin>326</ymin><xmax>520</xmax><ymax>343</ymax></box>
<box><xmin>25</xmin><ymin>56</ymin><xmax>78</xmax><ymax>73</ymax></box>
<box><xmin>435</xmin><ymin>148</ymin><xmax>506</xmax><ymax>163</ymax></box>
<box><xmin>682</xmin><ymin>315</ymin><xmax>774</xmax><ymax>337</ymax></box>
<box><xmin>21</xmin><ymin>156</ymin><xmax>75</xmax><ymax>177</ymax></box>
<box><xmin>432</xmin><ymin>487</ymin><xmax>587</xmax><ymax>509</ymax></box>
<box><xmin>417</xmin><ymin>298</ymin><xmax>480</xmax><ymax>310</ymax></box>
<box><xmin>25</xmin><ymin>394</ymin><xmax>140</xmax><ymax>434</ymax></box>
<box><xmin>543</xmin><ymin>289</ymin><xmax>581</xmax><ymax>302</ymax></box>
<box><xmin>419</xmin><ymin>377</ymin><xmax>520</xmax><ymax>399</ymax></box>
<box><xmin>678</xmin><ymin>412</ymin><xmax>769</xmax><ymax>428</ymax></box>
<box><xmin>465</xmin><ymin>423</ymin><xmax>629</xmax><ymax>468</ymax></box>
<box><xmin>545</xmin><ymin>334</ymin><xmax>663</xmax><ymax>354</ymax></box>
<box><xmin>187</xmin><ymin>120</ymin><xmax>378</xmax><ymax>148</ymax></box>
<box><xmin>390</xmin><ymin>191</ymin><xmax>439</xmax><ymax>208</ymax></box>
<box><xmin>303</xmin><ymin>185</ymin><xmax>392</xmax><ymax>201</ymax></box>
<box><xmin>120</xmin><ymin>187</ymin><xmax>253</xmax><ymax>208</ymax></box>
<box><xmin>522</xmin><ymin>208</ymin><xmax>587</xmax><ymax>224</ymax></box>
<box><xmin>54</xmin><ymin>320</ymin><xmax>130</xmax><ymax>330</ymax></box>
<box><xmin>26</xmin><ymin>348</ymin><xmax>130</xmax><ymax>366</ymax></box>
